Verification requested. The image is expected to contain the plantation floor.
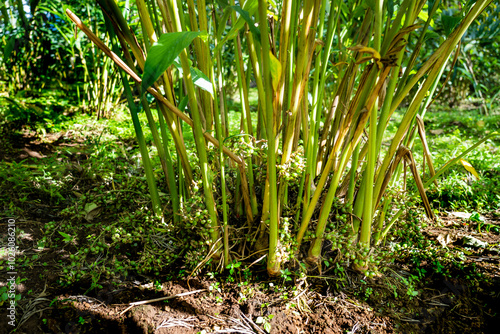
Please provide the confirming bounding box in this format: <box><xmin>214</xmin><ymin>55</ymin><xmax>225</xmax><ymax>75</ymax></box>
<box><xmin>1</xmin><ymin>124</ymin><xmax>500</xmax><ymax>334</ymax></box>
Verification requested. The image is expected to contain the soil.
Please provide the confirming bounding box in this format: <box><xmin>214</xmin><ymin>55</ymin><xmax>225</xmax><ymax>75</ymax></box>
<box><xmin>1</xmin><ymin>130</ymin><xmax>499</xmax><ymax>334</ymax></box>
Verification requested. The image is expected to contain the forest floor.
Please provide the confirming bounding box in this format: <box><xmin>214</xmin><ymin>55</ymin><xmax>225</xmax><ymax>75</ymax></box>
<box><xmin>1</xmin><ymin>117</ymin><xmax>500</xmax><ymax>334</ymax></box>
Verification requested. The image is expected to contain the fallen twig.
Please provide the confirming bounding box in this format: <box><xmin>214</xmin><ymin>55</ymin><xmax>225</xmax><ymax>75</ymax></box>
<box><xmin>156</xmin><ymin>316</ymin><xmax>197</xmax><ymax>329</ymax></box>
<box><xmin>119</xmin><ymin>289</ymin><xmax>206</xmax><ymax>315</ymax></box>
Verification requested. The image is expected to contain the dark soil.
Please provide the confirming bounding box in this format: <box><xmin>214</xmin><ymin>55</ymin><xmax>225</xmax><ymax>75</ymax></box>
<box><xmin>1</xmin><ymin>130</ymin><xmax>500</xmax><ymax>334</ymax></box>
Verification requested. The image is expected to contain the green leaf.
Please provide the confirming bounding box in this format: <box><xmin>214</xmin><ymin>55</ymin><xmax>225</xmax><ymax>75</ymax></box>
<box><xmin>441</xmin><ymin>14</ymin><xmax>462</xmax><ymax>36</ymax></box>
<box><xmin>173</xmin><ymin>59</ymin><xmax>213</xmax><ymax>96</ymax></box>
<box><xmin>214</xmin><ymin>0</ymin><xmax>259</xmax><ymax>53</ymax></box>
<box><xmin>58</xmin><ymin>231</ymin><xmax>73</xmax><ymax>242</ymax></box>
<box><xmin>3</xmin><ymin>36</ymin><xmax>16</xmax><ymax>63</ymax></box>
<box><xmin>189</xmin><ymin>67</ymin><xmax>213</xmax><ymax>96</ymax></box>
<box><xmin>58</xmin><ymin>231</ymin><xmax>71</xmax><ymax>238</ymax></box>
<box><xmin>141</xmin><ymin>31</ymin><xmax>203</xmax><ymax>95</ymax></box>
<box><xmin>269</xmin><ymin>51</ymin><xmax>281</xmax><ymax>91</ymax></box>
<box><xmin>178</xmin><ymin>95</ymin><xmax>189</xmax><ymax>112</ymax></box>
<box><xmin>229</xmin><ymin>4</ymin><xmax>260</xmax><ymax>40</ymax></box>
<box><xmin>84</xmin><ymin>203</ymin><xmax>98</xmax><ymax>213</ymax></box>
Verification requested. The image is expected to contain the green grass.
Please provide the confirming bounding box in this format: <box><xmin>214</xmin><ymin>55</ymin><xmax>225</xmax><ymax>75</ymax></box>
<box><xmin>412</xmin><ymin>109</ymin><xmax>500</xmax><ymax>212</ymax></box>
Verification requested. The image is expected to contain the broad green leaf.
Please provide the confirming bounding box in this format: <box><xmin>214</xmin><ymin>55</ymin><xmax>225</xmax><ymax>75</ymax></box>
<box><xmin>173</xmin><ymin>59</ymin><xmax>213</xmax><ymax>96</ymax></box>
<box><xmin>459</xmin><ymin>159</ymin><xmax>480</xmax><ymax>180</ymax></box>
<box><xmin>189</xmin><ymin>67</ymin><xmax>213</xmax><ymax>96</ymax></box>
<box><xmin>142</xmin><ymin>31</ymin><xmax>203</xmax><ymax>94</ymax></box>
<box><xmin>269</xmin><ymin>51</ymin><xmax>281</xmax><ymax>91</ymax></box>
<box><xmin>58</xmin><ymin>231</ymin><xmax>71</xmax><ymax>238</ymax></box>
<box><xmin>58</xmin><ymin>231</ymin><xmax>73</xmax><ymax>242</ymax></box>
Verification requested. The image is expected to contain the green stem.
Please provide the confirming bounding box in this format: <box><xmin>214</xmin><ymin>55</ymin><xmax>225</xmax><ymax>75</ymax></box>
<box><xmin>258</xmin><ymin>0</ymin><xmax>280</xmax><ymax>277</ymax></box>
<box><xmin>157</xmin><ymin>104</ymin><xmax>180</xmax><ymax>223</ymax></box>
<box><xmin>212</xmin><ymin>21</ymin><xmax>229</xmax><ymax>266</ymax></box>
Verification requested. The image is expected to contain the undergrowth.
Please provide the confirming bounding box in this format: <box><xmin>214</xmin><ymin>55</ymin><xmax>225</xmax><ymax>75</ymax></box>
<box><xmin>1</xmin><ymin>104</ymin><xmax>499</xmax><ymax>295</ymax></box>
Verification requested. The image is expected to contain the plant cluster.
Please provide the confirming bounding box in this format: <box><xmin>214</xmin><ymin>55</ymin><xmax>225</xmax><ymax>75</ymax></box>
<box><xmin>4</xmin><ymin>0</ymin><xmax>498</xmax><ymax>289</ymax></box>
<box><xmin>64</xmin><ymin>0</ymin><xmax>497</xmax><ymax>278</ymax></box>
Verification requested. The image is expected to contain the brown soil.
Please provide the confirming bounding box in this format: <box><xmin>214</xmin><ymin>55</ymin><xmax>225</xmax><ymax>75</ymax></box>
<box><xmin>1</xmin><ymin>130</ymin><xmax>499</xmax><ymax>334</ymax></box>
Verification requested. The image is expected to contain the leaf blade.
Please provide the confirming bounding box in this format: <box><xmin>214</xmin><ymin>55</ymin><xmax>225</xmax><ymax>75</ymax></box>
<box><xmin>141</xmin><ymin>31</ymin><xmax>202</xmax><ymax>94</ymax></box>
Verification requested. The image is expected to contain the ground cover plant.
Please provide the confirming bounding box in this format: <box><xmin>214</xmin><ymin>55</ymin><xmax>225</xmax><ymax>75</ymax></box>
<box><xmin>1</xmin><ymin>0</ymin><xmax>500</xmax><ymax>333</ymax></box>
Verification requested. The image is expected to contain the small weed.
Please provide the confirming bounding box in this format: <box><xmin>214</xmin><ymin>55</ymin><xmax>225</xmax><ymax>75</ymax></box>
<box><xmin>255</xmin><ymin>314</ymin><xmax>274</xmax><ymax>333</ymax></box>
<box><xmin>209</xmin><ymin>282</ymin><xmax>221</xmax><ymax>295</ymax></box>
<box><xmin>280</xmin><ymin>268</ymin><xmax>292</xmax><ymax>282</ymax></box>
<box><xmin>226</xmin><ymin>261</ymin><xmax>241</xmax><ymax>282</ymax></box>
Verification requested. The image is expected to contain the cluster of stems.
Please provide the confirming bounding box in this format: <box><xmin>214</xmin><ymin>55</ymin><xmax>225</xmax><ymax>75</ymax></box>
<box><xmin>69</xmin><ymin>0</ymin><xmax>493</xmax><ymax>275</ymax></box>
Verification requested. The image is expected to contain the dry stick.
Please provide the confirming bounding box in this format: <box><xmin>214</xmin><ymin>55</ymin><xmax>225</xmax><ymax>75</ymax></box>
<box><xmin>415</xmin><ymin>114</ymin><xmax>437</xmax><ymax>186</ymax></box>
<box><xmin>119</xmin><ymin>289</ymin><xmax>206</xmax><ymax>315</ymax></box>
<box><xmin>403</xmin><ymin>147</ymin><xmax>435</xmax><ymax>220</ymax></box>
<box><xmin>66</xmin><ymin>9</ymin><xmax>254</xmax><ymax>223</ymax></box>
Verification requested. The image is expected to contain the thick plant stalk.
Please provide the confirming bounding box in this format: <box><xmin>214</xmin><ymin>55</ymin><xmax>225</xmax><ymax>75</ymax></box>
<box><xmin>212</xmin><ymin>40</ymin><xmax>229</xmax><ymax>266</ymax></box>
<box><xmin>257</xmin><ymin>0</ymin><xmax>280</xmax><ymax>277</ymax></box>
<box><xmin>353</xmin><ymin>0</ymin><xmax>384</xmax><ymax>273</ymax></box>
<box><xmin>281</xmin><ymin>0</ymin><xmax>320</xmax><ymax>165</ymax></box>
<box><xmin>246</xmin><ymin>30</ymin><xmax>266</xmax><ymax>137</ymax></box>
<box><xmin>102</xmin><ymin>0</ymin><xmax>194</xmax><ymax>187</ymax></box>
<box><xmin>66</xmin><ymin>9</ymin><xmax>257</xmax><ymax>232</ymax></box>
<box><xmin>374</xmin><ymin>0</ymin><xmax>493</xmax><ymax>212</ymax></box>
<box><xmin>307</xmin><ymin>64</ymin><xmax>390</xmax><ymax>263</ymax></box>
<box><xmin>122</xmin><ymin>0</ymin><xmax>187</xmax><ymax>210</ymax></box>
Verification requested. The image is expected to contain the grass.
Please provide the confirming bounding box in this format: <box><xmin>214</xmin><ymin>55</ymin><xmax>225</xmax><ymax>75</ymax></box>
<box><xmin>415</xmin><ymin>109</ymin><xmax>500</xmax><ymax>213</ymax></box>
<box><xmin>381</xmin><ymin>106</ymin><xmax>500</xmax><ymax>213</ymax></box>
